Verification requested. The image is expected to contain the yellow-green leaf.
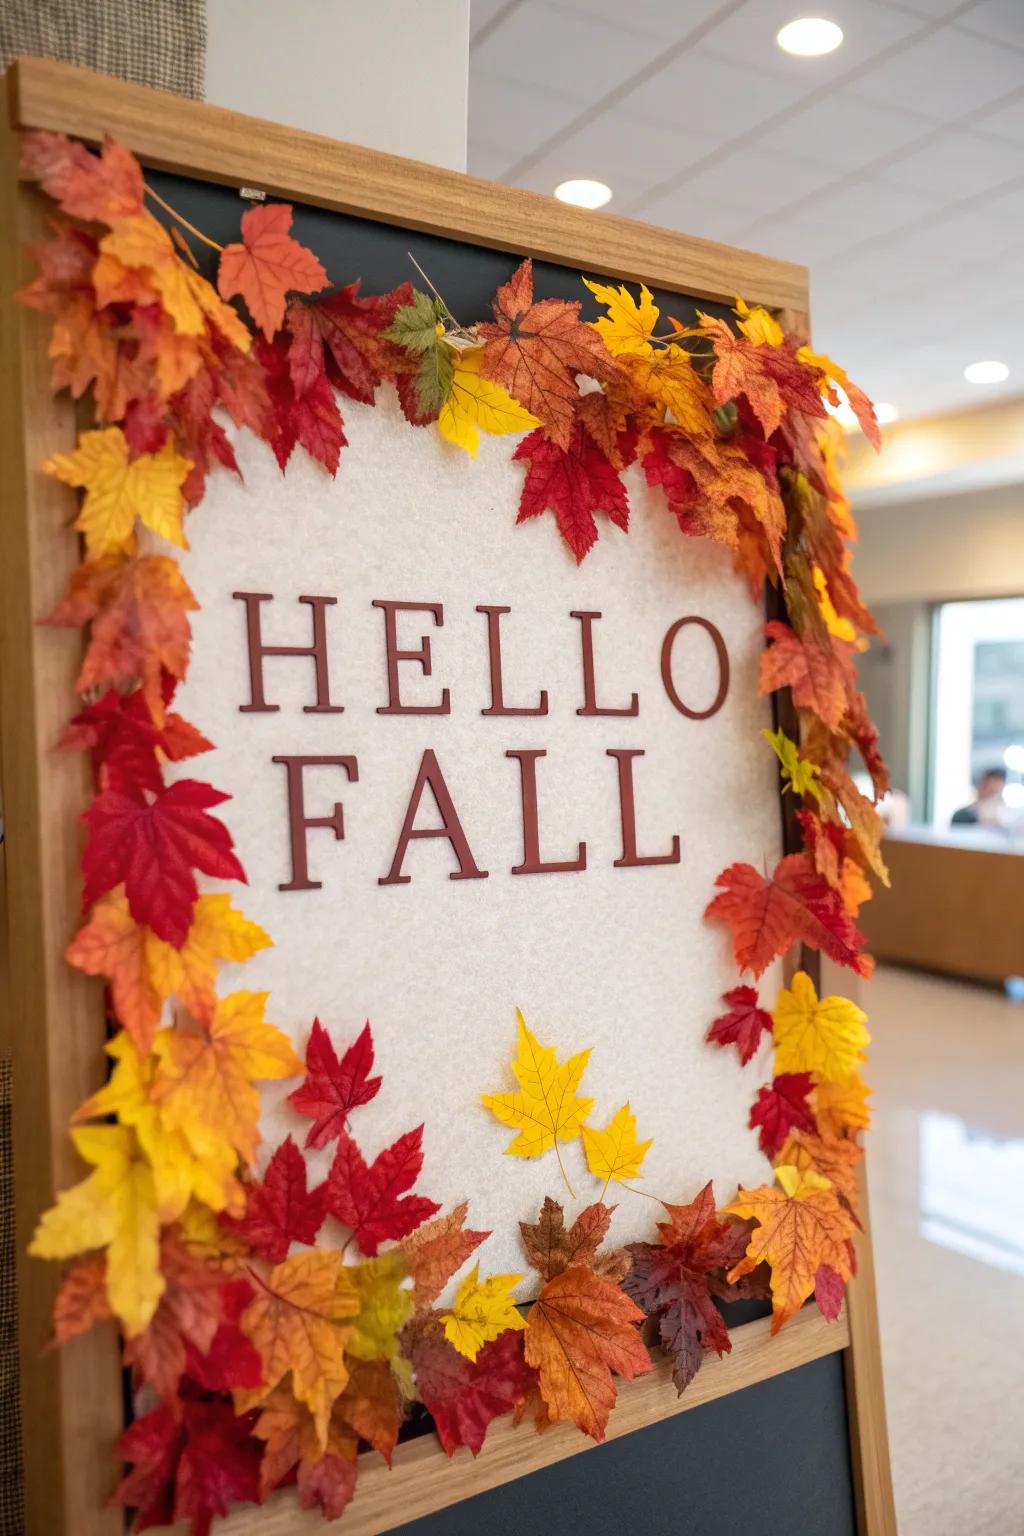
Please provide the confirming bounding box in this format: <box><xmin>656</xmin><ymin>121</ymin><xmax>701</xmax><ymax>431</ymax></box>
<box><xmin>441</xmin><ymin>1263</ymin><xmax>526</xmax><ymax>1361</ymax></box>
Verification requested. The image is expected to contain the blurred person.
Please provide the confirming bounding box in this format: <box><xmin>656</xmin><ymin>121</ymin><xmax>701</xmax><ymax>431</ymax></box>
<box><xmin>951</xmin><ymin>766</ymin><xmax>1007</xmax><ymax>827</ymax></box>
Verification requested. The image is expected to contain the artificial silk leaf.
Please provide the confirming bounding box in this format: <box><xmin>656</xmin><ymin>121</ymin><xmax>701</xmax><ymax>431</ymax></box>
<box><xmin>21</xmin><ymin>131</ymin><xmax>145</xmax><ymax>223</ymax></box>
<box><xmin>706</xmin><ymin>985</ymin><xmax>772</xmax><ymax>1067</ymax></box>
<box><xmin>287</xmin><ymin>281</ymin><xmax>406</xmax><ymax>403</ymax></box>
<box><xmin>772</xmin><ymin>970</ymin><xmax>870</xmax><ymax>1084</ymax></box>
<box><xmin>346</xmin><ymin>1250</ymin><xmax>413</xmax><ymax>1362</ymax></box>
<box><xmin>762</xmin><ymin>726</ymin><xmax>823</xmax><ymax>801</ymax></box>
<box><xmin>100</xmin><ymin>213</ymin><xmax>249</xmax><ymax>347</ymax></box>
<box><xmin>798</xmin><ymin>344</ymin><xmax>880</xmax><ymax>449</ymax></box>
<box><xmin>256</xmin><ymin>331</ymin><xmax>346</xmax><ymax>474</ymax></box>
<box><xmin>151</xmin><ymin>990</ymin><xmax>303</xmax><ymax>1167</ymax></box>
<box><xmin>60</xmin><ymin>684</ymin><xmax>212</xmax><ymax>796</ymax></box>
<box><xmin>123</xmin><ymin>1230</ymin><xmax>245</xmax><ymax>1402</ymax></box>
<box><xmin>82</xmin><ymin>779</ymin><xmax>246</xmax><ymax>947</ymax></box>
<box><xmin>748</xmin><ymin>1073</ymin><xmax>816</xmax><ymax>1159</ymax></box>
<box><xmin>481</xmin><ymin>1010</ymin><xmax>594</xmax><ymax>1165</ymax></box>
<box><xmin>513</xmin><ymin>421</ymin><xmax>629</xmax><ymax>564</ymax></box>
<box><xmin>760</xmin><ymin>621</ymin><xmax>855</xmax><ymax>730</ymax></box>
<box><xmin>401</xmin><ymin>1202</ymin><xmax>491</xmax><ymax>1311</ymax></box>
<box><xmin>623</xmin><ymin>1182</ymin><xmax>751</xmax><ymax>1394</ymax></box>
<box><xmin>438</xmin><ymin>347</ymin><xmax>539</xmax><ymax>455</ymax></box>
<box><xmin>697</xmin><ymin>313</ymin><xmax>827</xmax><ymax>438</ymax></box>
<box><xmin>227</xmin><ymin>1137</ymin><xmax>327</xmax><ymax>1263</ymax></box>
<box><xmin>253</xmin><ymin>1391</ymin><xmax>359</xmax><ymax>1518</ymax></box>
<box><xmin>44</xmin><ymin>426</ymin><xmax>191</xmax><ymax>556</ymax></box>
<box><xmin>408</xmin><ymin>1323</ymin><xmax>535</xmax><ymax>1457</ymax></box>
<box><xmin>478</xmin><ymin>258</ymin><xmax>619</xmax><ymax>447</ymax></box>
<box><xmin>814</xmin><ymin>1262</ymin><xmax>847</xmax><ymax>1321</ymax></box>
<box><xmin>705</xmin><ymin>852</ymin><xmax>872</xmax><ymax>979</ymax></box>
<box><xmin>337</xmin><ymin>1355</ymin><xmax>404</xmax><ymax>1462</ymax></box>
<box><xmin>51</xmin><ymin>1254</ymin><xmax>112</xmax><ymax>1345</ymax></box>
<box><xmin>779</xmin><ymin>1128</ymin><xmax>864</xmax><ymax>1220</ymax></box>
<box><xmin>29</xmin><ymin>1125</ymin><xmax>164</xmax><ymax>1335</ymax></box>
<box><xmin>112</xmin><ymin>1394</ymin><xmax>262</xmax><ymax>1536</ymax></box>
<box><xmin>441</xmin><ymin>1264</ymin><xmax>525</xmax><ymax>1361</ymax></box>
<box><xmin>813</xmin><ymin>1072</ymin><xmax>872</xmax><ymax>1138</ymax></box>
<box><xmin>581</xmin><ymin>1104</ymin><xmax>653</xmax><ymax>1188</ymax></box>
<box><xmin>621</xmin><ymin>344</ymin><xmax>714</xmax><ymax>437</ymax></box>
<box><xmin>583</xmin><ymin>279</ymin><xmax>659</xmax><ymax>357</ymax></box>
<box><xmin>734</xmin><ymin>296</ymin><xmax>784</xmax><ymax>348</ymax></box>
<box><xmin>287</xmin><ymin>1020</ymin><xmax>382</xmax><ymax>1150</ymax></box>
<box><xmin>185</xmin><ymin>1279</ymin><xmax>265</xmax><ymax>1394</ymax></box>
<box><xmin>218</xmin><ymin>203</ymin><xmax>328</xmax><ymax>339</ymax></box>
<box><xmin>519</xmin><ymin>1197</ymin><xmax>628</xmax><ymax>1284</ymax></box>
<box><xmin>725</xmin><ymin>1164</ymin><xmax>855</xmax><ymax>1333</ymax></box>
<box><xmin>46</xmin><ymin>553</ymin><xmax>198</xmax><ymax>720</ymax></box>
<box><xmin>324</xmin><ymin>1125</ymin><xmax>440</xmax><ymax>1256</ymax></box>
<box><xmin>524</xmin><ymin>1265</ymin><xmax>650</xmax><ymax>1440</ymax></box>
<box><xmin>241</xmin><ymin>1249</ymin><xmax>358</xmax><ymax>1447</ymax></box>
<box><xmin>820</xmin><ymin>764</ymin><xmax>890</xmax><ymax>885</ymax></box>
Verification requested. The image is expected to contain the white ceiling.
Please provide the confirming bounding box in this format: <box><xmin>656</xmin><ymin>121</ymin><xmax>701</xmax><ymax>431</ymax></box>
<box><xmin>468</xmin><ymin>0</ymin><xmax>1024</xmax><ymax>424</ymax></box>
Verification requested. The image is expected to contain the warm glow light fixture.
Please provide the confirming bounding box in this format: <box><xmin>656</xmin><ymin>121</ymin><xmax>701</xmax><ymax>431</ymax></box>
<box><xmin>554</xmin><ymin>178</ymin><xmax>612</xmax><ymax>210</ymax></box>
<box><xmin>776</xmin><ymin>17</ymin><xmax>844</xmax><ymax>55</ymax></box>
<box><xmin>964</xmin><ymin>360</ymin><xmax>1009</xmax><ymax>384</ymax></box>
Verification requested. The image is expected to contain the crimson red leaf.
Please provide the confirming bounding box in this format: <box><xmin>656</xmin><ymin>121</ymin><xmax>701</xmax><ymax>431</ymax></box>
<box><xmin>286</xmin><ymin>282</ymin><xmax>409</xmax><ymax>404</ymax></box>
<box><xmin>513</xmin><ymin>421</ymin><xmax>629</xmax><ymax>564</ymax></box>
<box><xmin>60</xmin><ymin>686</ymin><xmax>212</xmax><ymax>795</ymax></box>
<box><xmin>705</xmin><ymin>853</ymin><xmax>872</xmax><ymax>979</ymax></box>
<box><xmin>749</xmin><ymin>1073</ymin><xmax>816</xmax><ymax>1158</ymax></box>
<box><xmin>410</xmin><ymin>1326</ymin><xmax>536</xmax><ymax>1456</ymax></box>
<box><xmin>81</xmin><ymin>779</ymin><xmax>246</xmax><ymax>946</ymax></box>
<box><xmin>185</xmin><ymin>1281</ymin><xmax>263</xmax><ymax>1393</ymax></box>
<box><xmin>256</xmin><ymin>332</ymin><xmax>345</xmax><ymax>474</ymax></box>
<box><xmin>814</xmin><ymin>1263</ymin><xmax>846</xmax><ymax>1321</ymax></box>
<box><xmin>112</xmin><ymin>1393</ymin><xmax>262</xmax><ymax>1536</ymax></box>
<box><xmin>323</xmin><ymin>1126</ymin><xmax>440</xmax><ymax>1256</ymax></box>
<box><xmin>226</xmin><ymin>1137</ymin><xmax>326</xmax><ymax>1263</ymax></box>
<box><xmin>706</xmin><ymin>985</ymin><xmax>772</xmax><ymax>1067</ymax></box>
<box><xmin>287</xmin><ymin>1020</ymin><xmax>382</xmax><ymax>1150</ymax></box>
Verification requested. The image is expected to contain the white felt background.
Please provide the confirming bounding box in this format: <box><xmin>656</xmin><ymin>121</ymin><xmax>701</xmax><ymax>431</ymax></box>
<box><xmin>173</xmin><ymin>393</ymin><xmax>783</xmax><ymax>1295</ymax></box>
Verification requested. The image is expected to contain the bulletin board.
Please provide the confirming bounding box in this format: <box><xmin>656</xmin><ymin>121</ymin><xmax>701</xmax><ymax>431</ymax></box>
<box><xmin>0</xmin><ymin>58</ymin><xmax>895</xmax><ymax>1536</ymax></box>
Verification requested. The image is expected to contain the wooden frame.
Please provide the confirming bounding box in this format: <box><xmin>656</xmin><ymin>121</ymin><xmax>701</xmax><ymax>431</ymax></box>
<box><xmin>0</xmin><ymin>57</ymin><xmax>893</xmax><ymax>1536</ymax></box>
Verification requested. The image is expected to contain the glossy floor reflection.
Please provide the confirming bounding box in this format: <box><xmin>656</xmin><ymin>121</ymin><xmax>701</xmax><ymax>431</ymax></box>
<box><xmin>865</xmin><ymin>965</ymin><xmax>1024</xmax><ymax>1534</ymax></box>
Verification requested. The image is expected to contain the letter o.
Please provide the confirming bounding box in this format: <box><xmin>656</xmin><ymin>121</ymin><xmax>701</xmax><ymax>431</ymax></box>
<box><xmin>660</xmin><ymin>616</ymin><xmax>730</xmax><ymax>720</ymax></box>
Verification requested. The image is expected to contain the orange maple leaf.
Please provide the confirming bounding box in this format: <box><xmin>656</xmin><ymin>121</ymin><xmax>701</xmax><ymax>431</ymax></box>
<box><xmin>524</xmin><ymin>1264</ymin><xmax>650</xmax><ymax>1440</ymax></box>
<box><xmin>51</xmin><ymin>1254</ymin><xmax>112</xmax><ymax>1345</ymax></box>
<box><xmin>218</xmin><ymin>203</ymin><xmax>328</xmax><ymax>340</ymax></box>
<box><xmin>336</xmin><ymin>1356</ymin><xmax>403</xmax><ymax>1463</ymax></box>
<box><xmin>759</xmin><ymin>621</ymin><xmax>856</xmax><ymax>730</ymax></box>
<box><xmin>724</xmin><ymin>1165</ymin><xmax>855</xmax><ymax>1333</ymax></box>
<box><xmin>705</xmin><ymin>853</ymin><xmax>872</xmax><ymax>980</ymax></box>
<box><xmin>777</xmin><ymin>1128</ymin><xmax>864</xmax><ymax>1222</ymax></box>
<box><xmin>253</xmin><ymin>1388</ymin><xmax>359</xmax><ymax>1518</ymax></box>
<box><xmin>697</xmin><ymin>313</ymin><xmax>827</xmax><ymax>438</ymax></box>
<box><xmin>400</xmin><ymin>1202</ymin><xmax>490</xmax><ymax>1311</ymax></box>
<box><xmin>20</xmin><ymin>131</ymin><xmax>144</xmax><ymax>223</ymax></box>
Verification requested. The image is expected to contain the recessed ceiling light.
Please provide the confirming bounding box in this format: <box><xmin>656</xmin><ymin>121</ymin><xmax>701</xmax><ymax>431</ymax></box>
<box><xmin>776</xmin><ymin>17</ymin><xmax>844</xmax><ymax>56</ymax></box>
<box><xmin>554</xmin><ymin>178</ymin><xmax>612</xmax><ymax>210</ymax></box>
<box><xmin>964</xmin><ymin>359</ymin><xmax>1009</xmax><ymax>384</ymax></box>
<box><xmin>875</xmin><ymin>402</ymin><xmax>899</xmax><ymax>425</ymax></box>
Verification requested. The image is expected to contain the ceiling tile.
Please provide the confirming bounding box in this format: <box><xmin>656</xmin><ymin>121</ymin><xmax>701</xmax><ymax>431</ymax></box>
<box><xmin>622</xmin><ymin>47</ymin><xmax>799</xmax><ymax>138</ymax></box>
<box><xmin>633</xmin><ymin>188</ymin><xmax>757</xmax><ymax>245</ymax></box>
<box><xmin>546</xmin><ymin>0</ymin><xmax>728</xmax><ymax>43</ymax></box>
<box><xmin>467</xmin><ymin>69</ymin><xmax>588</xmax><ymax>158</ymax></box>
<box><xmin>758</xmin><ymin>92</ymin><xmax>937</xmax><ymax>172</ymax></box>
<box><xmin>705</xmin><ymin>0</ymin><xmax>925</xmax><ymax>86</ymax></box>
<box><xmin>954</xmin><ymin>0</ymin><xmax>1024</xmax><ymax>49</ymax></box>
<box><xmin>470</xmin><ymin>0</ymin><xmax>518</xmax><ymax>39</ymax></box>
<box><xmin>680</xmin><ymin>146</ymin><xmax>839</xmax><ymax>215</ymax></box>
<box><xmin>507</xmin><ymin>110</ymin><xmax>721</xmax><ymax>194</ymax></box>
<box><xmin>970</xmin><ymin>94</ymin><xmax>1024</xmax><ymax>145</ymax></box>
<box><xmin>879</xmin><ymin>129</ymin><xmax>1024</xmax><ymax>198</ymax></box>
<box><xmin>851</xmin><ymin>28</ymin><xmax>1024</xmax><ymax>120</ymax></box>
<box><xmin>471</xmin><ymin>0</ymin><xmax>666</xmax><ymax>99</ymax></box>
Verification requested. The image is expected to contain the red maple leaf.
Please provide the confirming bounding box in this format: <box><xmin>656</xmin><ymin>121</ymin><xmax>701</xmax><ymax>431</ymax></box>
<box><xmin>287</xmin><ymin>1020</ymin><xmax>382</xmax><ymax>1150</ymax></box>
<box><xmin>184</xmin><ymin>1281</ymin><xmax>264</xmax><ymax>1394</ymax></box>
<box><xmin>700</xmin><ymin>315</ymin><xmax>826</xmax><ymax>439</ymax></box>
<box><xmin>814</xmin><ymin>1263</ymin><xmax>846</xmax><ymax>1321</ymax></box>
<box><xmin>82</xmin><ymin>779</ymin><xmax>246</xmax><ymax>946</ymax></box>
<box><xmin>218</xmin><ymin>202</ymin><xmax>327</xmax><ymax>340</ymax></box>
<box><xmin>226</xmin><ymin>1137</ymin><xmax>326</xmax><ymax>1263</ymax></box>
<box><xmin>705</xmin><ymin>853</ymin><xmax>872</xmax><ymax>979</ymax></box>
<box><xmin>323</xmin><ymin>1126</ymin><xmax>440</xmax><ymax>1256</ymax></box>
<box><xmin>21</xmin><ymin>131</ymin><xmax>145</xmax><ymax>223</ymax></box>
<box><xmin>749</xmin><ymin>1072</ymin><xmax>816</xmax><ymax>1157</ymax></box>
<box><xmin>760</xmin><ymin>621</ymin><xmax>856</xmax><ymax>730</ymax></box>
<box><xmin>623</xmin><ymin>1182</ymin><xmax>752</xmax><ymax>1394</ymax></box>
<box><xmin>478</xmin><ymin>258</ymin><xmax>619</xmax><ymax>448</ymax></box>
<box><xmin>112</xmin><ymin>1391</ymin><xmax>262</xmax><ymax>1536</ymax></box>
<box><xmin>513</xmin><ymin>421</ymin><xmax>629</xmax><ymax>564</ymax></box>
<box><xmin>409</xmin><ymin>1325</ymin><xmax>536</xmax><ymax>1456</ymax></box>
<box><xmin>60</xmin><ymin>682</ymin><xmax>211</xmax><ymax>795</ymax></box>
<box><xmin>286</xmin><ymin>282</ymin><xmax>409</xmax><ymax>404</ymax></box>
<box><xmin>706</xmin><ymin>985</ymin><xmax>773</xmax><ymax>1067</ymax></box>
<box><xmin>256</xmin><ymin>332</ymin><xmax>345</xmax><ymax>474</ymax></box>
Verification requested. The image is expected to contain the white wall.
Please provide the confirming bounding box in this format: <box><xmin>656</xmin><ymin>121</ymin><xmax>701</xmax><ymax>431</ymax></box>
<box><xmin>854</xmin><ymin>483</ymin><xmax>1024</xmax><ymax>605</ymax></box>
<box><xmin>205</xmin><ymin>0</ymin><xmax>470</xmax><ymax>171</ymax></box>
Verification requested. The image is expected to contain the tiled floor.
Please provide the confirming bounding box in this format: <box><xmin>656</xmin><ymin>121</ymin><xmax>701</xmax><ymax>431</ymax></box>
<box><xmin>865</xmin><ymin>965</ymin><xmax>1024</xmax><ymax>1534</ymax></box>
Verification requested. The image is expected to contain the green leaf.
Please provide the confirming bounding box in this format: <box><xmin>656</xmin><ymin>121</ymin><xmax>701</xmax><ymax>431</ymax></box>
<box><xmin>385</xmin><ymin>289</ymin><xmax>444</xmax><ymax>354</ymax></box>
<box><xmin>414</xmin><ymin>341</ymin><xmax>455</xmax><ymax>416</ymax></box>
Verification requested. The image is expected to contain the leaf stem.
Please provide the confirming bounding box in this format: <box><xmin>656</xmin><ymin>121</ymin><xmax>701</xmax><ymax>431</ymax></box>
<box><xmin>144</xmin><ymin>182</ymin><xmax>225</xmax><ymax>254</ymax></box>
<box><xmin>620</xmin><ymin>1183</ymin><xmax>664</xmax><ymax>1203</ymax></box>
<box><xmin>554</xmin><ymin>1141</ymin><xmax>576</xmax><ymax>1201</ymax></box>
<box><xmin>405</xmin><ymin>250</ymin><xmax>475</xmax><ymax>340</ymax></box>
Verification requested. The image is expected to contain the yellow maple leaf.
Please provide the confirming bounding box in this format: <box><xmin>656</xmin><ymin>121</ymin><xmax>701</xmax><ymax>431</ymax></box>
<box><xmin>481</xmin><ymin>1010</ymin><xmax>594</xmax><ymax>1192</ymax></box>
<box><xmin>151</xmin><ymin>990</ymin><xmax>303</xmax><ymax>1167</ymax></box>
<box><xmin>146</xmin><ymin>892</ymin><xmax>272</xmax><ymax>1025</ymax></box>
<box><xmin>346</xmin><ymin>1251</ymin><xmax>413</xmax><ymax>1362</ymax></box>
<box><xmin>621</xmin><ymin>344</ymin><xmax>712</xmax><ymax>436</ymax></box>
<box><xmin>813</xmin><ymin>1072</ymin><xmax>872</xmax><ymax>1137</ymax></box>
<box><xmin>811</xmin><ymin>564</ymin><xmax>858</xmax><ymax>644</ymax></box>
<box><xmin>437</xmin><ymin>347</ymin><xmax>539</xmax><ymax>455</ymax></box>
<box><xmin>29</xmin><ymin>1124</ymin><xmax>164</xmax><ymax>1335</ymax></box>
<box><xmin>772</xmin><ymin>971</ymin><xmax>870</xmax><ymax>1084</ymax></box>
<box><xmin>240</xmin><ymin>1250</ymin><xmax>358</xmax><ymax>1449</ymax></box>
<box><xmin>99</xmin><ymin>212</ymin><xmax>251</xmax><ymax>352</ymax></box>
<box><xmin>584</xmin><ymin>279</ymin><xmax>659</xmax><ymax>357</ymax></box>
<box><xmin>734</xmin><ymin>295</ymin><xmax>784</xmax><ymax>347</ymax></box>
<box><xmin>44</xmin><ymin>426</ymin><xmax>191</xmax><ymax>556</ymax></box>
<box><xmin>761</xmin><ymin>727</ymin><xmax>823</xmax><ymax>801</ymax></box>
<box><xmin>441</xmin><ymin>1263</ymin><xmax>526</xmax><ymax>1361</ymax></box>
<box><xmin>74</xmin><ymin>1032</ymin><xmax>244</xmax><ymax>1220</ymax></box>
<box><xmin>581</xmin><ymin>1103</ymin><xmax>652</xmax><ymax>1193</ymax></box>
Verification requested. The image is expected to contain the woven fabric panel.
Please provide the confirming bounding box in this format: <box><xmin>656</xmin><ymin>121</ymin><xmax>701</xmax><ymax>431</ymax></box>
<box><xmin>0</xmin><ymin>1058</ymin><xmax>23</xmax><ymax>1536</ymax></box>
<box><xmin>1</xmin><ymin>0</ymin><xmax>206</xmax><ymax>97</ymax></box>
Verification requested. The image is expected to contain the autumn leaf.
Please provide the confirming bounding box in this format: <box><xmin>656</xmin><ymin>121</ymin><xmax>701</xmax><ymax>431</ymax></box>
<box><xmin>779</xmin><ymin>1128</ymin><xmax>864</xmax><ymax>1220</ymax></box>
<box><xmin>697</xmin><ymin>312</ymin><xmax>827</xmax><ymax>438</ymax></box>
<box><xmin>44</xmin><ymin>426</ymin><xmax>191</xmax><ymax>556</ymax></box>
<box><xmin>287</xmin><ymin>1019</ymin><xmax>381</xmax><ymax>1150</ymax></box>
<box><xmin>152</xmin><ymin>991</ymin><xmax>303</xmax><ymax>1167</ymax></box>
<box><xmin>82</xmin><ymin>779</ymin><xmax>246</xmax><ymax>947</ymax></box>
<box><xmin>621</xmin><ymin>344</ymin><xmax>714</xmax><ymax>437</ymax></box>
<box><xmin>226</xmin><ymin>1137</ymin><xmax>326</xmax><ymax>1263</ymax></box>
<box><xmin>583</xmin><ymin>279</ymin><xmax>659</xmax><ymax>356</ymax></box>
<box><xmin>29</xmin><ymin>1124</ymin><xmax>164</xmax><ymax>1335</ymax></box>
<box><xmin>478</xmin><ymin>258</ymin><xmax>619</xmax><ymax>447</ymax></box>
<box><xmin>772</xmin><ymin>970</ymin><xmax>870</xmax><ymax>1084</ymax></box>
<box><xmin>256</xmin><ymin>331</ymin><xmax>346</xmax><ymax>474</ymax></box>
<box><xmin>734</xmin><ymin>296</ymin><xmax>784</xmax><ymax>348</ymax></box>
<box><xmin>748</xmin><ymin>1073</ymin><xmax>816</xmax><ymax>1158</ymax></box>
<box><xmin>21</xmin><ymin>131</ymin><xmax>145</xmax><ymax>223</ymax></box>
<box><xmin>819</xmin><ymin>764</ymin><xmax>890</xmax><ymax>886</ymax></box>
<box><xmin>705</xmin><ymin>852</ymin><xmax>872</xmax><ymax>979</ymax></box>
<box><xmin>408</xmin><ymin>1323</ymin><xmax>535</xmax><ymax>1457</ymax></box>
<box><xmin>813</xmin><ymin>1072</ymin><xmax>872</xmax><ymax>1138</ymax></box>
<box><xmin>51</xmin><ymin>1254</ymin><xmax>112</xmax><ymax>1345</ymax></box>
<box><xmin>287</xmin><ymin>280</ymin><xmax>407</xmax><ymax>404</ymax></box>
<box><xmin>438</xmin><ymin>347</ymin><xmax>539</xmax><ymax>455</ymax></box>
<box><xmin>814</xmin><ymin>1262</ymin><xmax>847</xmax><ymax>1321</ymax></box>
<box><xmin>519</xmin><ymin>1197</ymin><xmax>629</xmax><ymax>1284</ymax></box>
<box><xmin>241</xmin><ymin>1249</ymin><xmax>358</xmax><ymax>1447</ymax></box>
<box><xmin>100</xmin><ymin>212</ymin><xmax>250</xmax><ymax>349</ymax></box>
<box><xmin>60</xmin><ymin>683</ymin><xmax>212</xmax><ymax>797</ymax></box>
<box><xmin>513</xmin><ymin>421</ymin><xmax>629</xmax><ymax>564</ymax></box>
<box><xmin>386</xmin><ymin>288</ymin><xmax>454</xmax><ymax>421</ymax></box>
<box><xmin>346</xmin><ymin>1249</ymin><xmax>413</xmax><ymax>1363</ymax></box>
<box><xmin>624</xmin><ymin>1182</ymin><xmax>752</xmax><ymax>1393</ymax></box>
<box><xmin>762</xmin><ymin>726</ymin><xmax>823</xmax><ymax>801</ymax></box>
<box><xmin>760</xmin><ymin>621</ymin><xmax>856</xmax><ymax>730</ymax></box>
<box><xmin>798</xmin><ymin>344</ymin><xmax>880</xmax><ymax>449</ymax></box>
<box><xmin>524</xmin><ymin>1264</ymin><xmax>650</xmax><ymax>1440</ymax></box>
<box><xmin>706</xmin><ymin>985</ymin><xmax>772</xmax><ymax>1067</ymax></box>
<box><xmin>218</xmin><ymin>202</ymin><xmax>328</xmax><ymax>339</ymax></box>
<box><xmin>441</xmin><ymin>1264</ymin><xmax>525</xmax><ymax>1361</ymax></box>
<box><xmin>582</xmin><ymin>1104</ymin><xmax>652</xmax><ymax>1191</ymax></box>
<box><xmin>481</xmin><ymin>1011</ymin><xmax>594</xmax><ymax>1192</ymax></box>
<box><xmin>725</xmin><ymin>1164</ymin><xmax>855</xmax><ymax>1332</ymax></box>
<box><xmin>401</xmin><ymin>1202</ymin><xmax>491</xmax><ymax>1311</ymax></box>
<box><xmin>253</xmin><ymin>1390</ymin><xmax>359</xmax><ymax>1518</ymax></box>
<box><xmin>112</xmin><ymin>1393</ymin><xmax>262</xmax><ymax>1536</ymax></box>
<box><xmin>324</xmin><ymin>1125</ymin><xmax>440</xmax><ymax>1256</ymax></box>
<box><xmin>337</xmin><ymin>1356</ymin><xmax>404</xmax><ymax>1463</ymax></box>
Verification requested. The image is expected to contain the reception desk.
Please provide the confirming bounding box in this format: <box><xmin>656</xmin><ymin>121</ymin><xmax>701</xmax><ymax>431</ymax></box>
<box><xmin>859</xmin><ymin>826</ymin><xmax>1024</xmax><ymax>984</ymax></box>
